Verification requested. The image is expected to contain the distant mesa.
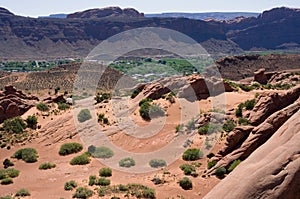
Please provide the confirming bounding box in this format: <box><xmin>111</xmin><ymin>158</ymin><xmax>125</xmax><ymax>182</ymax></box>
<box><xmin>67</xmin><ymin>7</ymin><xmax>144</xmax><ymax>19</ymax></box>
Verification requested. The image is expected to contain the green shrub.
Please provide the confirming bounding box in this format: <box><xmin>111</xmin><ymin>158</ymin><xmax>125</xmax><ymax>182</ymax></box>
<box><xmin>131</xmin><ymin>88</ymin><xmax>142</xmax><ymax>99</ymax></box>
<box><xmin>39</xmin><ymin>162</ymin><xmax>56</xmax><ymax>170</ymax></box>
<box><xmin>119</xmin><ymin>157</ymin><xmax>135</xmax><ymax>168</ymax></box>
<box><xmin>26</xmin><ymin>115</ymin><xmax>38</xmax><ymax>129</ymax></box>
<box><xmin>36</xmin><ymin>103</ymin><xmax>49</xmax><ymax>112</ymax></box>
<box><xmin>179</xmin><ymin>177</ymin><xmax>192</xmax><ymax>190</ymax></box>
<box><xmin>140</xmin><ymin>102</ymin><xmax>164</xmax><ymax>120</ymax></box>
<box><xmin>206</xmin><ymin>153</ymin><xmax>215</xmax><ymax>159</ymax></box>
<box><xmin>1</xmin><ymin>178</ymin><xmax>13</xmax><ymax>185</ymax></box>
<box><xmin>99</xmin><ymin>168</ymin><xmax>112</xmax><ymax>177</ymax></box>
<box><xmin>15</xmin><ymin>189</ymin><xmax>30</xmax><ymax>197</ymax></box>
<box><xmin>228</xmin><ymin>159</ymin><xmax>242</xmax><ymax>173</ymax></box>
<box><xmin>186</xmin><ymin>118</ymin><xmax>196</xmax><ymax>130</ymax></box>
<box><xmin>207</xmin><ymin>160</ymin><xmax>217</xmax><ymax>169</ymax></box>
<box><xmin>175</xmin><ymin>124</ymin><xmax>183</xmax><ymax>132</ymax></box>
<box><xmin>180</xmin><ymin>164</ymin><xmax>196</xmax><ymax>175</ymax></box>
<box><xmin>198</xmin><ymin>123</ymin><xmax>222</xmax><ymax>135</ymax></box>
<box><xmin>139</xmin><ymin>98</ymin><xmax>152</xmax><ymax>106</ymax></box>
<box><xmin>64</xmin><ymin>180</ymin><xmax>77</xmax><ymax>191</ymax></box>
<box><xmin>3</xmin><ymin>117</ymin><xmax>26</xmax><ymax>134</ymax></box>
<box><xmin>88</xmin><ymin>175</ymin><xmax>97</xmax><ymax>186</ymax></box>
<box><xmin>59</xmin><ymin>143</ymin><xmax>83</xmax><ymax>156</ymax></box>
<box><xmin>70</xmin><ymin>153</ymin><xmax>91</xmax><ymax>165</ymax></box>
<box><xmin>0</xmin><ymin>168</ymin><xmax>19</xmax><ymax>179</ymax></box>
<box><xmin>0</xmin><ymin>195</ymin><xmax>14</xmax><ymax>199</ymax></box>
<box><xmin>3</xmin><ymin>159</ymin><xmax>14</xmax><ymax>169</ymax></box>
<box><xmin>182</xmin><ymin>149</ymin><xmax>203</xmax><ymax>161</ymax></box>
<box><xmin>95</xmin><ymin>93</ymin><xmax>111</xmax><ymax>104</ymax></box>
<box><xmin>88</xmin><ymin>146</ymin><xmax>114</xmax><ymax>159</ymax></box>
<box><xmin>209</xmin><ymin>108</ymin><xmax>225</xmax><ymax>114</ymax></box>
<box><xmin>239</xmin><ymin>84</ymin><xmax>253</xmax><ymax>92</ymax></box>
<box><xmin>238</xmin><ymin>118</ymin><xmax>250</xmax><ymax>125</ymax></box>
<box><xmin>222</xmin><ymin>120</ymin><xmax>236</xmax><ymax>133</ymax></box>
<box><xmin>58</xmin><ymin>102</ymin><xmax>70</xmax><ymax>110</ymax></box>
<box><xmin>244</xmin><ymin>99</ymin><xmax>256</xmax><ymax>110</ymax></box>
<box><xmin>96</xmin><ymin>177</ymin><xmax>110</xmax><ymax>186</ymax></box>
<box><xmin>73</xmin><ymin>187</ymin><xmax>93</xmax><ymax>198</ymax></box>
<box><xmin>215</xmin><ymin>167</ymin><xmax>227</xmax><ymax>178</ymax></box>
<box><xmin>235</xmin><ymin>103</ymin><xmax>244</xmax><ymax>117</ymax></box>
<box><xmin>149</xmin><ymin>159</ymin><xmax>167</xmax><ymax>168</ymax></box>
<box><xmin>12</xmin><ymin>148</ymin><xmax>38</xmax><ymax>163</ymax></box>
<box><xmin>97</xmin><ymin>114</ymin><xmax>105</xmax><ymax>122</ymax></box>
<box><xmin>77</xmin><ymin>109</ymin><xmax>92</xmax><ymax>123</ymax></box>
<box><xmin>141</xmin><ymin>188</ymin><xmax>156</xmax><ymax>199</ymax></box>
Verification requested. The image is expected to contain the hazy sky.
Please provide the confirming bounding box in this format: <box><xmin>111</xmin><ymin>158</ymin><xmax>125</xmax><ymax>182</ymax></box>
<box><xmin>1</xmin><ymin>0</ymin><xmax>300</xmax><ymax>17</ymax></box>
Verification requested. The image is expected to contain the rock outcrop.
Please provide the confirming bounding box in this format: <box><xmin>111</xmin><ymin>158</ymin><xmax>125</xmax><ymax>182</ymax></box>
<box><xmin>0</xmin><ymin>85</ymin><xmax>38</xmax><ymax>123</ymax></box>
<box><xmin>249</xmin><ymin>84</ymin><xmax>300</xmax><ymax>125</ymax></box>
<box><xmin>204</xmin><ymin>110</ymin><xmax>300</xmax><ymax>199</ymax></box>
<box><xmin>133</xmin><ymin>75</ymin><xmax>235</xmax><ymax>101</ymax></box>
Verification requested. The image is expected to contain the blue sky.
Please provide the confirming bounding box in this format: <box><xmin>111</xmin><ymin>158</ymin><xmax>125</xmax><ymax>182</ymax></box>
<box><xmin>1</xmin><ymin>0</ymin><xmax>300</xmax><ymax>17</ymax></box>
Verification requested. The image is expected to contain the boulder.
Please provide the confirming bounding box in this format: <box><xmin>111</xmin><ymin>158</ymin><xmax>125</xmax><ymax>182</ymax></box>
<box><xmin>254</xmin><ymin>68</ymin><xmax>268</xmax><ymax>84</ymax></box>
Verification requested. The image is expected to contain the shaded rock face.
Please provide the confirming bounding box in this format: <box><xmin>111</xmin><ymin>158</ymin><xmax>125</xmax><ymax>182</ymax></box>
<box><xmin>133</xmin><ymin>75</ymin><xmax>234</xmax><ymax>101</ymax></box>
<box><xmin>0</xmin><ymin>85</ymin><xmax>38</xmax><ymax>123</ymax></box>
<box><xmin>0</xmin><ymin>7</ymin><xmax>14</xmax><ymax>16</ymax></box>
<box><xmin>249</xmin><ymin>85</ymin><xmax>300</xmax><ymax>125</ymax></box>
<box><xmin>254</xmin><ymin>68</ymin><xmax>268</xmax><ymax>84</ymax></box>
<box><xmin>204</xmin><ymin>110</ymin><xmax>300</xmax><ymax>199</ymax></box>
<box><xmin>67</xmin><ymin>7</ymin><xmax>144</xmax><ymax>19</ymax></box>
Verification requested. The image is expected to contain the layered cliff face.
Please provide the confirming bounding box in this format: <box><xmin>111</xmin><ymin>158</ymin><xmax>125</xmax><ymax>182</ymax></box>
<box><xmin>0</xmin><ymin>7</ymin><xmax>300</xmax><ymax>59</ymax></box>
<box><xmin>227</xmin><ymin>7</ymin><xmax>300</xmax><ymax>50</ymax></box>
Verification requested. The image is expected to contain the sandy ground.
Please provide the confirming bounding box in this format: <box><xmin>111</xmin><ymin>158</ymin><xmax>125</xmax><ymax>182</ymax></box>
<box><xmin>0</xmin><ymin>91</ymin><xmax>257</xmax><ymax>199</ymax></box>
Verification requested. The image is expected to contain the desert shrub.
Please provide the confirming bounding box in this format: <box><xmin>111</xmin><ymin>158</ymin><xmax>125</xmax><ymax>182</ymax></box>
<box><xmin>244</xmin><ymin>99</ymin><xmax>256</xmax><ymax>110</ymax></box>
<box><xmin>119</xmin><ymin>157</ymin><xmax>135</xmax><ymax>168</ymax></box>
<box><xmin>97</xmin><ymin>114</ymin><xmax>105</xmax><ymax>122</ymax></box>
<box><xmin>36</xmin><ymin>103</ymin><xmax>49</xmax><ymax>112</ymax></box>
<box><xmin>215</xmin><ymin>167</ymin><xmax>227</xmax><ymax>178</ymax></box>
<box><xmin>175</xmin><ymin>124</ymin><xmax>183</xmax><ymax>132</ymax></box>
<box><xmin>95</xmin><ymin>93</ymin><xmax>111</xmax><ymax>104</ymax></box>
<box><xmin>58</xmin><ymin>102</ymin><xmax>70</xmax><ymax>110</ymax></box>
<box><xmin>238</xmin><ymin>118</ymin><xmax>250</xmax><ymax>125</ymax></box>
<box><xmin>102</xmin><ymin>117</ymin><xmax>109</xmax><ymax>125</ymax></box>
<box><xmin>0</xmin><ymin>195</ymin><xmax>14</xmax><ymax>199</ymax></box>
<box><xmin>73</xmin><ymin>187</ymin><xmax>93</xmax><ymax>198</ymax></box>
<box><xmin>198</xmin><ymin>123</ymin><xmax>222</xmax><ymax>135</ymax></box>
<box><xmin>99</xmin><ymin>168</ymin><xmax>112</xmax><ymax>177</ymax></box>
<box><xmin>88</xmin><ymin>175</ymin><xmax>97</xmax><ymax>186</ymax></box>
<box><xmin>141</xmin><ymin>188</ymin><xmax>156</xmax><ymax>199</ymax></box>
<box><xmin>206</xmin><ymin>153</ymin><xmax>215</xmax><ymax>159</ymax></box>
<box><xmin>3</xmin><ymin>117</ymin><xmax>26</xmax><ymax>134</ymax></box>
<box><xmin>149</xmin><ymin>159</ymin><xmax>167</xmax><ymax>168</ymax></box>
<box><xmin>180</xmin><ymin>164</ymin><xmax>196</xmax><ymax>175</ymax></box>
<box><xmin>239</xmin><ymin>84</ymin><xmax>253</xmax><ymax>92</ymax></box>
<box><xmin>26</xmin><ymin>115</ymin><xmax>38</xmax><ymax>129</ymax></box>
<box><xmin>207</xmin><ymin>160</ymin><xmax>217</xmax><ymax>169</ymax></box>
<box><xmin>3</xmin><ymin>159</ymin><xmax>14</xmax><ymax>169</ymax></box>
<box><xmin>139</xmin><ymin>98</ymin><xmax>152</xmax><ymax>106</ymax></box>
<box><xmin>0</xmin><ymin>168</ymin><xmax>19</xmax><ymax>179</ymax></box>
<box><xmin>186</xmin><ymin>117</ymin><xmax>196</xmax><ymax>130</ymax></box>
<box><xmin>235</xmin><ymin>103</ymin><xmax>244</xmax><ymax>117</ymax></box>
<box><xmin>140</xmin><ymin>102</ymin><xmax>164</xmax><ymax>120</ymax></box>
<box><xmin>88</xmin><ymin>146</ymin><xmax>114</xmax><ymax>159</ymax></box>
<box><xmin>59</xmin><ymin>143</ymin><xmax>83</xmax><ymax>156</ymax></box>
<box><xmin>12</xmin><ymin>148</ymin><xmax>38</xmax><ymax>163</ymax></box>
<box><xmin>1</xmin><ymin>178</ymin><xmax>13</xmax><ymax>185</ymax></box>
<box><xmin>139</xmin><ymin>102</ymin><xmax>151</xmax><ymax>120</ymax></box>
<box><xmin>222</xmin><ymin>119</ymin><xmax>236</xmax><ymax>132</ymax></box>
<box><xmin>70</xmin><ymin>153</ymin><xmax>91</xmax><ymax>165</ymax></box>
<box><xmin>77</xmin><ymin>109</ymin><xmax>92</xmax><ymax>123</ymax></box>
<box><xmin>209</xmin><ymin>108</ymin><xmax>225</xmax><ymax>114</ymax></box>
<box><xmin>179</xmin><ymin>177</ymin><xmax>192</xmax><ymax>190</ymax></box>
<box><xmin>96</xmin><ymin>177</ymin><xmax>110</xmax><ymax>186</ymax></box>
<box><xmin>131</xmin><ymin>88</ymin><xmax>142</xmax><ymax>99</ymax></box>
<box><xmin>15</xmin><ymin>189</ymin><xmax>30</xmax><ymax>197</ymax></box>
<box><xmin>39</xmin><ymin>162</ymin><xmax>56</xmax><ymax>170</ymax></box>
<box><xmin>64</xmin><ymin>180</ymin><xmax>77</xmax><ymax>191</ymax></box>
<box><xmin>228</xmin><ymin>159</ymin><xmax>242</xmax><ymax>173</ymax></box>
<box><xmin>182</xmin><ymin>149</ymin><xmax>203</xmax><ymax>161</ymax></box>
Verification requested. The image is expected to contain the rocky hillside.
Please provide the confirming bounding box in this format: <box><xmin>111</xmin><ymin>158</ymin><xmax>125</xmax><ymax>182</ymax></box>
<box><xmin>0</xmin><ymin>7</ymin><xmax>300</xmax><ymax>59</ymax></box>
